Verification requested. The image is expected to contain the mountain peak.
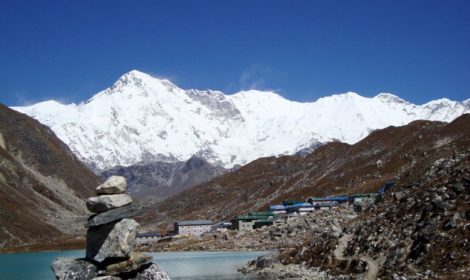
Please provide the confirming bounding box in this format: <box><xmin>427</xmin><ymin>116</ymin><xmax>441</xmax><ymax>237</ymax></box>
<box><xmin>332</xmin><ymin>91</ymin><xmax>362</xmax><ymax>99</ymax></box>
<box><xmin>96</xmin><ymin>70</ymin><xmax>179</xmax><ymax>97</ymax></box>
<box><xmin>116</xmin><ymin>69</ymin><xmax>157</xmax><ymax>85</ymax></box>
<box><xmin>423</xmin><ymin>98</ymin><xmax>454</xmax><ymax>107</ymax></box>
<box><xmin>126</xmin><ymin>69</ymin><xmax>147</xmax><ymax>76</ymax></box>
<box><xmin>344</xmin><ymin>91</ymin><xmax>360</xmax><ymax>97</ymax></box>
<box><xmin>375</xmin><ymin>93</ymin><xmax>408</xmax><ymax>104</ymax></box>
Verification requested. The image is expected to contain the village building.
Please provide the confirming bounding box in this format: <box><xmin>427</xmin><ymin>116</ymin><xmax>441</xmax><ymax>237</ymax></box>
<box><xmin>134</xmin><ymin>232</ymin><xmax>161</xmax><ymax>246</ymax></box>
<box><xmin>211</xmin><ymin>221</ymin><xmax>232</xmax><ymax>232</ymax></box>
<box><xmin>249</xmin><ymin>211</ymin><xmax>274</xmax><ymax>217</ymax></box>
<box><xmin>306</xmin><ymin>196</ymin><xmax>350</xmax><ymax>204</ymax></box>
<box><xmin>174</xmin><ymin>220</ymin><xmax>213</xmax><ymax>236</ymax></box>
<box><xmin>311</xmin><ymin>201</ymin><xmax>339</xmax><ymax>209</ymax></box>
<box><xmin>232</xmin><ymin>212</ymin><xmax>275</xmax><ymax>231</ymax></box>
<box><xmin>269</xmin><ymin>204</ymin><xmax>287</xmax><ymax>214</ymax></box>
<box><xmin>232</xmin><ymin>216</ymin><xmax>257</xmax><ymax>231</ymax></box>
<box><xmin>286</xmin><ymin>202</ymin><xmax>315</xmax><ymax>215</ymax></box>
<box><xmin>349</xmin><ymin>193</ymin><xmax>379</xmax><ymax>203</ymax></box>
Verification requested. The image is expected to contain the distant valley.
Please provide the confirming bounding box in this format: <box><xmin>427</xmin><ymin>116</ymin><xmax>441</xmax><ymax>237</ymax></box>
<box><xmin>101</xmin><ymin>155</ymin><xmax>227</xmax><ymax>199</ymax></box>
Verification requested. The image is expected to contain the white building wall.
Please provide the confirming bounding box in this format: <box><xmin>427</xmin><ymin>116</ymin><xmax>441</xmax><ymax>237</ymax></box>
<box><xmin>178</xmin><ymin>224</ymin><xmax>212</xmax><ymax>236</ymax></box>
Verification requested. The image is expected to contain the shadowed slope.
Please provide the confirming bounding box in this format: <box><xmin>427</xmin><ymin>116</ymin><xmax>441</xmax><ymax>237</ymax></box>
<box><xmin>0</xmin><ymin>103</ymin><xmax>101</xmax><ymax>250</ymax></box>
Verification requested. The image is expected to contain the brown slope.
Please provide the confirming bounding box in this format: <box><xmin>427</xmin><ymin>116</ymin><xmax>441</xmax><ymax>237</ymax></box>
<box><xmin>280</xmin><ymin>139</ymin><xmax>470</xmax><ymax>279</ymax></box>
<box><xmin>157</xmin><ymin>114</ymin><xmax>470</xmax><ymax>227</ymax></box>
<box><xmin>0</xmin><ymin>103</ymin><xmax>101</xmax><ymax>251</ymax></box>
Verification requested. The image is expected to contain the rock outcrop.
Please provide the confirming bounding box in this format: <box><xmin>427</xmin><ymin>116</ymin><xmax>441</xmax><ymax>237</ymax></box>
<box><xmin>239</xmin><ymin>151</ymin><xmax>470</xmax><ymax>279</ymax></box>
<box><xmin>52</xmin><ymin>176</ymin><xmax>171</xmax><ymax>280</ymax></box>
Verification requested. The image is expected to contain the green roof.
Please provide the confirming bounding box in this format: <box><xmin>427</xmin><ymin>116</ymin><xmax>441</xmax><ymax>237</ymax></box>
<box><xmin>249</xmin><ymin>211</ymin><xmax>273</xmax><ymax>216</ymax></box>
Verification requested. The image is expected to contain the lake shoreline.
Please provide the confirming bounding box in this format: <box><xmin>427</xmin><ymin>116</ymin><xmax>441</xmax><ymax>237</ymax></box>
<box><xmin>0</xmin><ymin>250</ymin><xmax>268</xmax><ymax>279</ymax></box>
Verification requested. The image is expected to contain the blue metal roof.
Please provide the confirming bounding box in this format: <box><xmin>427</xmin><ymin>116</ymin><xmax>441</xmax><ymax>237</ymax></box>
<box><xmin>311</xmin><ymin>202</ymin><xmax>338</xmax><ymax>207</ymax></box>
<box><xmin>286</xmin><ymin>202</ymin><xmax>313</xmax><ymax>209</ymax></box>
<box><xmin>269</xmin><ymin>205</ymin><xmax>287</xmax><ymax>210</ymax></box>
<box><xmin>309</xmin><ymin>196</ymin><xmax>350</xmax><ymax>202</ymax></box>
<box><xmin>294</xmin><ymin>202</ymin><xmax>313</xmax><ymax>207</ymax></box>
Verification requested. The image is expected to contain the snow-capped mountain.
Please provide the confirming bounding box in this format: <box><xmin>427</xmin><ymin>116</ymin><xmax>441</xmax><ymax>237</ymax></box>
<box><xmin>12</xmin><ymin>70</ymin><xmax>470</xmax><ymax>170</ymax></box>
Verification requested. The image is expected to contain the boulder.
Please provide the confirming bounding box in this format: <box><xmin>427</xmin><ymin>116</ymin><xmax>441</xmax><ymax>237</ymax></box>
<box><xmin>444</xmin><ymin>213</ymin><xmax>462</xmax><ymax>230</ymax></box>
<box><xmin>51</xmin><ymin>257</ymin><xmax>97</xmax><ymax>280</ymax></box>
<box><xmin>255</xmin><ymin>253</ymin><xmax>279</xmax><ymax>269</ymax></box>
<box><xmin>105</xmin><ymin>253</ymin><xmax>153</xmax><ymax>275</ymax></box>
<box><xmin>92</xmin><ymin>277</ymin><xmax>121</xmax><ymax>280</ymax></box>
<box><xmin>86</xmin><ymin>204</ymin><xmax>143</xmax><ymax>227</ymax></box>
<box><xmin>133</xmin><ymin>263</ymin><xmax>171</xmax><ymax>280</ymax></box>
<box><xmin>86</xmin><ymin>194</ymin><xmax>132</xmax><ymax>213</ymax></box>
<box><xmin>86</xmin><ymin>219</ymin><xmax>139</xmax><ymax>261</ymax></box>
<box><xmin>96</xmin><ymin>176</ymin><xmax>127</xmax><ymax>195</ymax></box>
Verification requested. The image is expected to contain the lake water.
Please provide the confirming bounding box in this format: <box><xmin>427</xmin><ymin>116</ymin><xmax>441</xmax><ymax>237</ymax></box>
<box><xmin>0</xmin><ymin>250</ymin><xmax>268</xmax><ymax>280</ymax></box>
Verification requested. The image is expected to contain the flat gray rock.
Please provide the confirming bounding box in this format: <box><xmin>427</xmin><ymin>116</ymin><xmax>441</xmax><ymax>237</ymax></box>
<box><xmin>105</xmin><ymin>252</ymin><xmax>153</xmax><ymax>275</ymax></box>
<box><xmin>96</xmin><ymin>176</ymin><xmax>127</xmax><ymax>195</ymax></box>
<box><xmin>86</xmin><ymin>204</ymin><xmax>143</xmax><ymax>228</ymax></box>
<box><xmin>86</xmin><ymin>218</ymin><xmax>139</xmax><ymax>262</ymax></box>
<box><xmin>51</xmin><ymin>257</ymin><xmax>97</xmax><ymax>280</ymax></box>
<box><xmin>86</xmin><ymin>194</ymin><xmax>132</xmax><ymax>213</ymax></box>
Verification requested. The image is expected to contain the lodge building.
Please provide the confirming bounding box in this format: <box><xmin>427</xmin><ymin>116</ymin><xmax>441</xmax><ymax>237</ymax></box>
<box><xmin>174</xmin><ymin>220</ymin><xmax>213</xmax><ymax>236</ymax></box>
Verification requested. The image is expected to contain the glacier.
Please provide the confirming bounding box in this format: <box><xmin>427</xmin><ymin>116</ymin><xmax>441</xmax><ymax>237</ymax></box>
<box><xmin>12</xmin><ymin>70</ymin><xmax>470</xmax><ymax>170</ymax></box>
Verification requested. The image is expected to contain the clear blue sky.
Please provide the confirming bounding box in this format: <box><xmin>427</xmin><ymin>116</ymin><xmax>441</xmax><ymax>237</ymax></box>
<box><xmin>1</xmin><ymin>0</ymin><xmax>469</xmax><ymax>106</ymax></box>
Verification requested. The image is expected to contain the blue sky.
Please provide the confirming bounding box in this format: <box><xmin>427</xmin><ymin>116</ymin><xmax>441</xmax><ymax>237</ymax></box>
<box><xmin>0</xmin><ymin>0</ymin><xmax>469</xmax><ymax>106</ymax></box>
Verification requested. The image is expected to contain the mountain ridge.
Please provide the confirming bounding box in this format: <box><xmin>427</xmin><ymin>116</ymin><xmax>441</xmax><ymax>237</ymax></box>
<box><xmin>154</xmin><ymin>114</ymin><xmax>470</xmax><ymax>227</ymax></box>
<box><xmin>12</xmin><ymin>70</ymin><xmax>470</xmax><ymax>170</ymax></box>
<box><xmin>0</xmin><ymin>103</ymin><xmax>101</xmax><ymax>250</ymax></box>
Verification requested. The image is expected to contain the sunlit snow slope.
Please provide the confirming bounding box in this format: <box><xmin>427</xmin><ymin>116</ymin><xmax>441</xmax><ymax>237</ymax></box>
<box><xmin>13</xmin><ymin>70</ymin><xmax>470</xmax><ymax>169</ymax></box>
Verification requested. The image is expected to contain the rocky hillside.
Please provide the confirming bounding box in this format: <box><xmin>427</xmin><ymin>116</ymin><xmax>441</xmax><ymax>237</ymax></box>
<box><xmin>157</xmin><ymin>114</ymin><xmax>470</xmax><ymax>227</ymax></box>
<box><xmin>0</xmin><ymin>103</ymin><xmax>101</xmax><ymax>251</ymax></box>
<box><xmin>273</xmin><ymin>148</ymin><xmax>470</xmax><ymax>279</ymax></box>
<box><xmin>101</xmin><ymin>156</ymin><xmax>226</xmax><ymax>199</ymax></box>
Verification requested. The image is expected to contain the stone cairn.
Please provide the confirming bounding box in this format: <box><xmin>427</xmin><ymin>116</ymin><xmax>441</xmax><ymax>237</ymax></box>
<box><xmin>51</xmin><ymin>176</ymin><xmax>171</xmax><ymax>280</ymax></box>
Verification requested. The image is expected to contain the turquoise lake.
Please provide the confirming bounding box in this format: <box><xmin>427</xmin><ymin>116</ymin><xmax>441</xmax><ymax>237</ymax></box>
<box><xmin>0</xmin><ymin>250</ymin><xmax>268</xmax><ymax>280</ymax></box>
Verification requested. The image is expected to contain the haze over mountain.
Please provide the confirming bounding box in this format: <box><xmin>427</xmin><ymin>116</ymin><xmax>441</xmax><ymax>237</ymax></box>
<box><xmin>12</xmin><ymin>70</ymin><xmax>470</xmax><ymax>171</ymax></box>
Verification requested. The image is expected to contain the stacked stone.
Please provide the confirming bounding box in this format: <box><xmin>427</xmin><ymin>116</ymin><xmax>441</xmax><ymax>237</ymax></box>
<box><xmin>52</xmin><ymin>176</ymin><xmax>171</xmax><ymax>280</ymax></box>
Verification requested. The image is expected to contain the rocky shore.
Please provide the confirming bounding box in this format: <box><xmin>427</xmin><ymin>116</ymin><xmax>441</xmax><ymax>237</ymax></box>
<box><xmin>144</xmin><ymin>206</ymin><xmax>356</xmax><ymax>253</ymax></box>
<box><xmin>51</xmin><ymin>176</ymin><xmax>171</xmax><ymax>280</ymax></box>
